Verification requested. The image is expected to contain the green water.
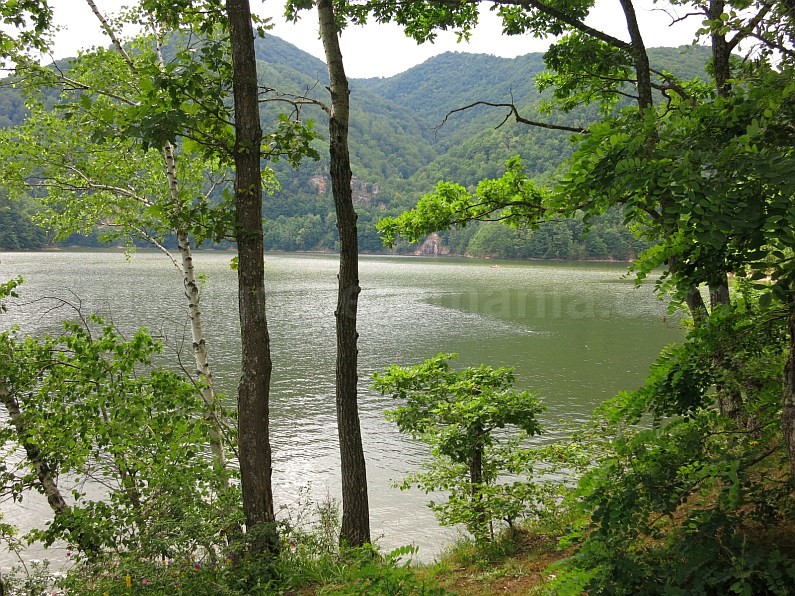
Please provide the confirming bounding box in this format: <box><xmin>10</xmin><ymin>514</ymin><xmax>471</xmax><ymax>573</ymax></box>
<box><xmin>0</xmin><ymin>251</ymin><xmax>682</xmax><ymax>560</ymax></box>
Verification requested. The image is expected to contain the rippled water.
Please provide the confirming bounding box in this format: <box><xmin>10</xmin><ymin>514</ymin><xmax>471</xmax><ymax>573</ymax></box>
<box><xmin>0</xmin><ymin>251</ymin><xmax>682</xmax><ymax>566</ymax></box>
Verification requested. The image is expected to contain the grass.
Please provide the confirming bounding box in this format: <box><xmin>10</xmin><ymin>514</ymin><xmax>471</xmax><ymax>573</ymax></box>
<box><xmin>412</xmin><ymin>518</ymin><xmax>574</xmax><ymax>596</ymax></box>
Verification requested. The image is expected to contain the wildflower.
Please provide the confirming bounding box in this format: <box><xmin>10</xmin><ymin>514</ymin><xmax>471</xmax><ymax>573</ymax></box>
<box><xmin>289</xmin><ymin>538</ymin><xmax>298</xmax><ymax>554</ymax></box>
<box><xmin>193</xmin><ymin>562</ymin><xmax>202</xmax><ymax>570</ymax></box>
<box><xmin>142</xmin><ymin>578</ymin><xmax>150</xmax><ymax>586</ymax></box>
<box><xmin>125</xmin><ymin>574</ymin><xmax>132</xmax><ymax>588</ymax></box>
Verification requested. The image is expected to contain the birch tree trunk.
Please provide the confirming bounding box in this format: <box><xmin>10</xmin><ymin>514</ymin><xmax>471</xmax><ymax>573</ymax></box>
<box><xmin>318</xmin><ymin>0</ymin><xmax>371</xmax><ymax>547</ymax></box>
<box><xmin>226</xmin><ymin>0</ymin><xmax>277</xmax><ymax>540</ymax></box>
<box><xmin>164</xmin><ymin>134</ymin><xmax>225</xmax><ymax>466</ymax></box>
<box><xmin>84</xmin><ymin>0</ymin><xmax>225</xmax><ymax>465</ymax></box>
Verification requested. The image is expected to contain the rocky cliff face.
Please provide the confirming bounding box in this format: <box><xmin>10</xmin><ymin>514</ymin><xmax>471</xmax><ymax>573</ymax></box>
<box><xmin>309</xmin><ymin>175</ymin><xmax>379</xmax><ymax>207</ymax></box>
<box><xmin>414</xmin><ymin>233</ymin><xmax>448</xmax><ymax>256</ymax></box>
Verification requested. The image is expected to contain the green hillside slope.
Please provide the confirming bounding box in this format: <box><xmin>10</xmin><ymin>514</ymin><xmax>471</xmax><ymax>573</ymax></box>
<box><xmin>0</xmin><ymin>35</ymin><xmax>711</xmax><ymax>256</ymax></box>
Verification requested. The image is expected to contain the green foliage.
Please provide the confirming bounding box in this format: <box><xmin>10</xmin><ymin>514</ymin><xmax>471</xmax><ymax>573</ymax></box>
<box><xmin>555</xmin><ymin>62</ymin><xmax>795</xmax><ymax>307</ymax></box>
<box><xmin>607</xmin><ymin>286</ymin><xmax>787</xmax><ymax>423</ymax></box>
<box><xmin>537</xmin><ymin>32</ymin><xmax>634</xmax><ymax>114</ymax></box>
<box><xmin>0</xmin><ymin>310</ymin><xmax>238</xmax><ymax>561</ymax></box>
<box><xmin>325</xmin><ymin>546</ymin><xmax>448</xmax><ymax>595</ymax></box>
<box><xmin>546</xmin><ymin>295</ymin><xmax>795</xmax><ymax>594</ymax></box>
<box><xmin>0</xmin><ymin>0</ymin><xmax>53</xmax><ymax>64</ymax></box>
<box><xmin>0</xmin><ymin>275</ymin><xmax>21</xmax><ymax>311</ymax></box>
<box><xmin>0</xmin><ymin>191</ymin><xmax>47</xmax><ymax>249</ymax></box>
<box><xmin>374</xmin><ymin>354</ymin><xmax>549</xmax><ymax>542</ymax></box>
<box><xmin>378</xmin><ymin>156</ymin><xmax>647</xmax><ymax>260</ymax></box>
<box><xmin>377</xmin><ymin>156</ymin><xmax>546</xmax><ymax>246</ymax></box>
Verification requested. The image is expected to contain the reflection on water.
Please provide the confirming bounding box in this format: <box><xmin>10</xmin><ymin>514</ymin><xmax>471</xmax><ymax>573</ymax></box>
<box><xmin>0</xmin><ymin>251</ymin><xmax>682</xmax><ymax>566</ymax></box>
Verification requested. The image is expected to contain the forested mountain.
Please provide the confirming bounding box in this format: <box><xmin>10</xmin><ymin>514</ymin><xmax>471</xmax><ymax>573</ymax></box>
<box><xmin>0</xmin><ymin>35</ymin><xmax>711</xmax><ymax>257</ymax></box>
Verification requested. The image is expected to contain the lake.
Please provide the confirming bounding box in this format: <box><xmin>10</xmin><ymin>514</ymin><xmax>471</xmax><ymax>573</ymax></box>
<box><xmin>0</xmin><ymin>250</ymin><xmax>682</xmax><ymax>565</ymax></box>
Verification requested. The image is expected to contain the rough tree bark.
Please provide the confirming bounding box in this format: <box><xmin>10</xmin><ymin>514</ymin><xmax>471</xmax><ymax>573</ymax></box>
<box><xmin>226</xmin><ymin>0</ymin><xmax>277</xmax><ymax>538</ymax></box>
<box><xmin>318</xmin><ymin>0</ymin><xmax>371</xmax><ymax>547</ymax></box>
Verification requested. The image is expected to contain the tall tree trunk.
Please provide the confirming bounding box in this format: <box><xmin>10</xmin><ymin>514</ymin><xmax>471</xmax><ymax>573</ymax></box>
<box><xmin>685</xmin><ymin>286</ymin><xmax>709</xmax><ymax>325</ymax></box>
<box><xmin>166</xmin><ymin>152</ymin><xmax>225</xmax><ymax>466</ymax></box>
<box><xmin>618</xmin><ymin>0</ymin><xmax>653</xmax><ymax>112</ymax></box>
<box><xmin>85</xmin><ymin>0</ymin><xmax>226</xmax><ymax>465</ymax></box>
<box><xmin>709</xmin><ymin>277</ymin><xmax>731</xmax><ymax>310</ymax></box>
<box><xmin>226</xmin><ymin>0</ymin><xmax>276</xmax><ymax>539</ymax></box>
<box><xmin>783</xmin><ymin>295</ymin><xmax>795</xmax><ymax>478</ymax></box>
<box><xmin>709</xmin><ymin>0</ymin><xmax>733</xmax><ymax>98</ymax></box>
<box><xmin>705</xmin><ymin>11</ymin><xmax>746</xmax><ymax>422</ymax></box>
<box><xmin>318</xmin><ymin>0</ymin><xmax>371</xmax><ymax>547</ymax></box>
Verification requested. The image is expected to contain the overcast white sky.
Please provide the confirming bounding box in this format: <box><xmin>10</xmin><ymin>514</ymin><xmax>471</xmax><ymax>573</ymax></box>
<box><xmin>48</xmin><ymin>0</ymin><xmax>705</xmax><ymax>78</ymax></box>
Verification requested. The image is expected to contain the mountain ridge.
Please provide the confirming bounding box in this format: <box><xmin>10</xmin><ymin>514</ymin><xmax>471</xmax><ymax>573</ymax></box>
<box><xmin>0</xmin><ymin>35</ymin><xmax>712</xmax><ymax>256</ymax></box>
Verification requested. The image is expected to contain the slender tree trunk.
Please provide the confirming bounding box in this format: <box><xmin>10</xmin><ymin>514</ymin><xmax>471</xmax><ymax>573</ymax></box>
<box><xmin>84</xmin><ymin>0</ymin><xmax>226</xmax><ymax>465</ymax></box>
<box><xmin>618</xmin><ymin>0</ymin><xmax>653</xmax><ymax>111</ymax></box>
<box><xmin>0</xmin><ymin>383</ymin><xmax>67</xmax><ymax>516</ymax></box>
<box><xmin>783</xmin><ymin>295</ymin><xmax>795</xmax><ymax>478</ymax></box>
<box><xmin>318</xmin><ymin>0</ymin><xmax>371</xmax><ymax>547</ymax></box>
<box><xmin>468</xmin><ymin>438</ymin><xmax>487</xmax><ymax>539</ymax></box>
<box><xmin>226</xmin><ymin>0</ymin><xmax>277</xmax><ymax>539</ymax></box>
<box><xmin>166</xmin><ymin>151</ymin><xmax>226</xmax><ymax>466</ymax></box>
<box><xmin>709</xmin><ymin>278</ymin><xmax>731</xmax><ymax>310</ymax></box>
<box><xmin>0</xmin><ymin>381</ymin><xmax>99</xmax><ymax>554</ymax></box>
<box><xmin>709</xmin><ymin>0</ymin><xmax>733</xmax><ymax>97</ymax></box>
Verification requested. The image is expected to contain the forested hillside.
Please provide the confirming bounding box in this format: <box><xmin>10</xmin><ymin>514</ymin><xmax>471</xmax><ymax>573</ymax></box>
<box><xmin>0</xmin><ymin>36</ymin><xmax>711</xmax><ymax>257</ymax></box>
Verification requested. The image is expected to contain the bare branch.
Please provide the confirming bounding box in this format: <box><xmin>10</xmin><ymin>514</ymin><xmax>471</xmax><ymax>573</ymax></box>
<box><xmin>435</xmin><ymin>101</ymin><xmax>586</xmax><ymax>133</ymax></box>
<box><xmin>663</xmin><ymin>10</ymin><xmax>707</xmax><ymax>26</ymax></box>
<box><xmin>28</xmin><ymin>170</ymin><xmax>154</xmax><ymax>207</ymax></box>
<box><xmin>119</xmin><ymin>223</ymin><xmax>183</xmax><ymax>271</ymax></box>
<box><xmin>259</xmin><ymin>85</ymin><xmax>330</xmax><ymax>116</ymax></box>
<box><xmin>83</xmin><ymin>0</ymin><xmax>135</xmax><ymax>69</ymax></box>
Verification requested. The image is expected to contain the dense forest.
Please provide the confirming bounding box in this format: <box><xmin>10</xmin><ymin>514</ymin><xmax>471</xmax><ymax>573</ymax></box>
<box><xmin>0</xmin><ymin>37</ymin><xmax>710</xmax><ymax>259</ymax></box>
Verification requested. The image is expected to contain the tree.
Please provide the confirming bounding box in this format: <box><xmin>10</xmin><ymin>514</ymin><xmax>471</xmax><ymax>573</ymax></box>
<box><xmin>0</xmin><ymin>0</ymin><xmax>52</xmax><ymax>66</ymax></box>
<box><xmin>225</xmin><ymin>0</ymin><xmax>278</xmax><ymax>542</ymax></box>
<box><xmin>373</xmin><ymin>354</ymin><xmax>545</xmax><ymax>542</ymax></box>
<box><xmin>316</xmin><ymin>0</ymin><xmax>371</xmax><ymax>547</ymax></box>
<box><xmin>0</xmin><ymin>8</ymin><xmax>232</xmax><ymax>466</ymax></box>
<box><xmin>282</xmin><ymin>0</ymin><xmax>372</xmax><ymax>547</ymax></box>
<box><xmin>0</xmin><ymin>281</ymin><xmax>235</xmax><ymax>562</ymax></box>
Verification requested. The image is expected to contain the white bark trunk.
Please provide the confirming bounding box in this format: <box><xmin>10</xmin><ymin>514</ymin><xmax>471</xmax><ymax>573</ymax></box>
<box><xmin>163</xmin><ymin>141</ymin><xmax>226</xmax><ymax>466</ymax></box>
<box><xmin>84</xmin><ymin>0</ymin><xmax>225</xmax><ymax>466</ymax></box>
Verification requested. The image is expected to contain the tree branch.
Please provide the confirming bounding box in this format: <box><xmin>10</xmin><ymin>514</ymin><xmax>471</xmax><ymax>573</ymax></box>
<box><xmin>435</xmin><ymin>101</ymin><xmax>586</xmax><ymax>133</ymax></box>
<box><xmin>728</xmin><ymin>4</ymin><xmax>772</xmax><ymax>51</ymax></box>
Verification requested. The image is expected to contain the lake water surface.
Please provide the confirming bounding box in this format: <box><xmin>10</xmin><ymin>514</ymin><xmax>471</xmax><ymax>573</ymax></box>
<box><xmin>0</xmin><ymin>251</ymin><xmax>682</xmax><ymax>565</ymax></box>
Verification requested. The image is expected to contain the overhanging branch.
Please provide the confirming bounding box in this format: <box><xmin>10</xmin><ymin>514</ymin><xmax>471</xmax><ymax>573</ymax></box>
<box><xmin>435</xmin><ymin>101</ymin><xmax>586</xmax><ymax>133</ymax></box>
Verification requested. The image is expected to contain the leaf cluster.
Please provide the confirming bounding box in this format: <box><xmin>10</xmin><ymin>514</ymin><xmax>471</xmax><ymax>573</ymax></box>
<box><xmin>546</xmin><ymin>295</ymin><xmax>795</xmax><ymax>594</ymax></box>
<box><xmin>0</xmin><ymin>311</ymin><xmax>238</xmax><ymax>560</ymax></box>
<box><xmin>374</xmin><ymin>354</ymin><xmax>547</xmax><ymax>541</ymax></box>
